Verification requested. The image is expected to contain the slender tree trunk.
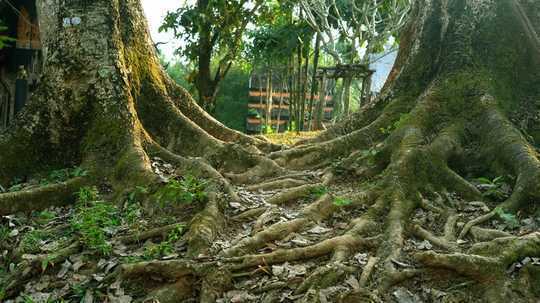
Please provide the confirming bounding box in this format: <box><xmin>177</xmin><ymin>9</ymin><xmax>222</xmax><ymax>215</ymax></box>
<box><xmin>258</xmin><ymin>72</ymin><xmax>264</xmax><ymax>134</ymax></box>
<box><xmin>333</xmin><ymin>78</ymin><xmax>343</xmax><ymax>123</ymax></box>
<box><xmin>287</xmin><ymin>59</ymin><xmax>294</xmax><ymax>132</ymax></box>
<box><xmin>276</xmin><ymin>77</ymin><xmax>285</xmax><ymax>133</ymax></box>
<box><xmin>264</xmin><ymin>69</ymin><xmax>273</xmax><ymax>133</ymax></box>
<box><xmin>307</xmin><ymin>33</ymin><xmax>321</xmax><ymax>131</ymax></box>
<box><xmin>342</xmin><ymin>75</ymin><xmax>352</xmax><ymax>117</ymax></box>
<box><xmin>313</xmin><ymin>73</ymin><xmax>327</xmax><ymax>130</ymax></box>
<box><xmin>194</xmin><ymin>0</ymin><xmax>218</xmax><ymax>112</ymax></box>
<box><xmin>295</xmin><ymin>46</ymin><xmax>302</xmax><ymax>132</ymax></box>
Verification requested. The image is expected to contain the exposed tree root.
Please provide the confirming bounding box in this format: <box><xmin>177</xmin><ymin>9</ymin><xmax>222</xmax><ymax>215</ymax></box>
<box><xmin>4</xmin><ymin>242</ymin><xmax>81</xmax><ymax>297</ymax></box>
<box><xmin>246</xmin><ymin>178</ymin><xmax>309</xmax><ymax>191</ymax></box>
<box><xmin>185</xmin><ymin>192</ymin><xmax>226</xmax><ymax>257</ymax></box>
<box><xmin>266</xmin><ymin>183</ymin><xmax>324</xmax><ymax>205</ymax></box>
<box><xmin>117</xmin><ymin>223</ymin><xmax>185</xmax><ymax>245</ymax></box>
<box><xmin>0</xmin><ymin>177</ymin><xmax>89</xmax><ymax>216</ymax></box>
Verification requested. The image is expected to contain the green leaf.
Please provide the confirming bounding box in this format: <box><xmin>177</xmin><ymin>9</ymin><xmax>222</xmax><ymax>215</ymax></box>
<box><xmin>333</xmin><ymin>197</ymin><xmax>352</xmax><ymax>207</ymax></box>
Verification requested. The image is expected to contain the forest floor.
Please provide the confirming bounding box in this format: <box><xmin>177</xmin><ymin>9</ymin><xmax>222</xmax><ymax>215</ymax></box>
<box><xmin>0</xmin><ymin>134</ymin><xmax>539</xmax><ymax>303</ymax></box>
<box><xmin>263</xmin><ymin>132</ymin><xmax>321</xmax><ymax>146</ymax></box>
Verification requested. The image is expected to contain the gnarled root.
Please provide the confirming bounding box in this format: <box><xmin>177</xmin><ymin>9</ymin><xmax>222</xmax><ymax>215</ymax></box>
<box><xmin>0</xmin><ymin>177</ymin><xmax>89</xmax><ymax>216</ymax></box>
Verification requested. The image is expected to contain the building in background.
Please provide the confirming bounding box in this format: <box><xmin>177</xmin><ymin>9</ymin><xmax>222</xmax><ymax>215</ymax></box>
<box><xmin>246</xmin><ymin>71</ymin><xmax>335</xmax><ymax>134</ymax></box>
<box><xmin>0</xmin><ymin>0</ymin><xmax>42</xmax><ymax>129</ymax></box>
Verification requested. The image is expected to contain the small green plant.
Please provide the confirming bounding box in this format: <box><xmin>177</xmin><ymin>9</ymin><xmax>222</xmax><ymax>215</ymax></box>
<box><xmin>21</xmin><ymin>294</ymin><xmax>37</xmax><ymax>303</ymax></box>
<box><xmin>41</xmin><ymin>254</ymin><xmax>55</xmax><ymax>272</ymax></box>
<box><xmin>71</xmin><ymin>187</ymin><xmax>119</xmax><ymax>255</ymax></box>
<box><xmin>124</xmin><ymin>186</ymin><xmax>148</xmax><ymax>224</ymax></box>
<box><xmin>124</xmin><ymin>202</ymin><xmax>142</xmax><ymax>225</ymax></box>
<box><xmin>310</xmin><ymin>185</ymin><xmax>328</xmax><ymax>198</ymax></box>
<box><xmin>380</xmin><ymin>113</ymin><xmax>410</xmax><ymax>134</ymax></box>
<box><xmin>8</xmin><ymin>178</ymin><xmax>24</xmax><ymax>192</ymax></box>
<box><xmin>41</xmin><ymin>167</ymin><xmax>89</xmax><ymax>186</ymax></box>
<box><xmin>70</xmin><ymin>283</ymin><xmax>87</xmax><ymax>300</ymax></box>
<box><xmin>36</xmin><ymin>210</ymin><xmax>56</xmax><ymax>225</ymax></box>
<box><xmin>154</xmin><ymin>176</ymin><xmax>208</xmax><ymax>206</ymax></box>
<box><xmin>262</xmin><ymin>124</ymin><xmax>275</xmax><ymax>134</ymax></box>
<box><xmin>495</xmin><ymin>207</ymin><xmax>520</xmax><ymax>229</ymax></box>
<box><xmin>20</xmin><ymin>230</ymin><xmax>51</xmax><ymax>254</ymax></box>
<box><xmin>143</xmin><ymin>224</ymin><xmax>185</xmax><ymax>260</ymax></box>
<box><xmin>76</xmin><ymin>186</ymin><xmax>99</xmax><ymax>204</ymax></box>
<box><xmin>127</xmin><ymin>186</ymin><xmax>148</xmax><ymax>203</ymax></box>
<box><xmin>248</xmin><ymin>108</ymin><xmax>261</xmax><ymax>118</ymax></box>
<box><xmin>333</xmin><ymin>197</ymin><xmax>353</xmax><ymax>207</ymax></box>
<box><xmin>0</xmin><ymin>20</ymin><xmax>15</xmax><ymax>50</ymax></box>
<box><xmin>473</xmin><ymin>176</ymin><xmax>511</xmax><ymax>201</ymax></box>
<box><xmin>0</xmin><ymin>226</ymin><xmax>10</xmax><ymax>242</ymax></box>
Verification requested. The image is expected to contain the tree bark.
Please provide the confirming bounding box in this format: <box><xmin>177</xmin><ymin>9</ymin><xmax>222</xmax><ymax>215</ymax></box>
<box><xmin>307</xmin><ymin>33</ymin><xmax>321</xmax><ymax>131</ymax></box>
<box><xmin>313</xmin><ymin>73</ymin><xmax>327</xmax><ymax>131</ymax></box>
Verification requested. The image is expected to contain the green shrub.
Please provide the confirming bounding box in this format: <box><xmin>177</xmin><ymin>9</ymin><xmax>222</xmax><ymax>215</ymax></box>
<box><xmin>71</xmin><ymin>187</ymin><xmax>119</xmax><ymax>255</ymax></box>
<box><xmin>154</xmin><ymin>176</ymin><xmax>208</xmax><ymax>206</ymax></box>
<box><xmin>310</xmin><ymin>185</ymin><xmax>328</xmax><ymax>198</ymax></box>
<box><xmin>333</xmin><ymin>197</ymin><xmax>353</xmax><ymax>207</ymax></box>
<box><xmin>20</xmin><ymin>230</ymin><xmax>51</xmax><ymax>254</ymax></box>
<box><xmin>143</xmin><ymin>224</ymin><xmax>185</xmax><ymax>260</ymax></box>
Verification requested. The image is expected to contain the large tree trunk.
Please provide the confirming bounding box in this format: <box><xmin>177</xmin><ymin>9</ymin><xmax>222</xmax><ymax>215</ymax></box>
<box><xmin>0</xmin><ymin>0</ymin><xmax>278</xmax><ymax>213</ymax></box>
<box><xmin>253</xmin><ymin>0</ymin><xmax>540</xmax><ymax>301</ymax></box>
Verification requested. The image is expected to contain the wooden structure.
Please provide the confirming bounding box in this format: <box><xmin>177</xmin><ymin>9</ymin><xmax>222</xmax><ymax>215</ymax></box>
<box><xmin>312</xmin><ymin>63</ymin><xmax>374</xmax><ymax>129</ymax></box>
<box><xmin>0</xmin><ymin>0</ymin><xmax>42</xmax><ymax>130</ymax></box>
<box><xmin>246</xmin><ymin>72</ymin><xmax>335</xmax><ymax>134</ymax></box>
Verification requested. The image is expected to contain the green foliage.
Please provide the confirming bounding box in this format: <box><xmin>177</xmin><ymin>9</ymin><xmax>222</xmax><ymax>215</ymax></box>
<box><xmin>333</xmin><ymin>197</ymin><xmax>353</xmax><ymax>207</ymax></box>
<box><xmin>161</xmin><ymin>0</ymin><xmax>272</xmax><ymax>62</ymax></box>
<box><xmin>0</xmin><ymin>20</ymin><xmax>15</xmax><ymax>50</ymax></box>
<box><xmin>161</xmin><ymin>57</ymin><xmax>195</xmax><ymax>94</ymax></box>
<box><xmin>125</xmin><ymin>186</ymin><xmax>148</xmax><ymax>224</ymax></box>
<box><xmin>71</xmin><ymin>187</ymin><xmax>120</xmax><ymax>255</ymax></box>
<box><xmin>473</xmin><ymin>176</ymin><xmax>511</xmax><ymax>201</ymax></box>
<box><xmin>36</xmin><ymin>210</ymin><xmax>56</xmax><ymax>225</ymax></box>
<box><xmin>380</xmin><ymin>113</ymin><xmax>410</xmax><ymax>134</ymax></box>
<box><xmin>40</xmin><ymin>167</ymin><xmax>88</xmax><ymax>186</ymax></box>
<box><xmin>40</xmin><ymin>254</ymin><xmax>55</xmax><ymax>272</ymax></box>
<box><xmin>7</xmin><ymin>177</ymin><xmax>24</xmax><ymax>192</ymax></box>
<box><xmin>143</xmin><ymin>224</ymin><xmax>185</xmax><ymax>260</ymax></box>
<box><xmin>247</xmin><ymin>20</ymin><xmax>314</xmax><ymax>66</ymax></box>
<box><xmin>213</xmin><ymin>66</ymin><xmax>250</xmax><ymax>131</ymax></box>
<box><xmin>0</xmin><ymin>226</ymin><xmax>9</xmax><ymax>243</ymax></box>
<box><xmin>70</xmin><ymin>283</ymin><xmax>87</xmax><ymax>301</ymax></box>
<box><xmin>76</xmin><ymin>186</ymin><xmax>99</xmax><ymax>204</ymax></box>
<box><xmin>310</xmin><ymin>185</ymin><xmax>329</xmax><ymax>198</ymax></box>
<box><xmin>495</xmin><ymin>207</ymin><xmax>520</xmax><ymax>229</ymax></box>
<box><xmin>154</xmin><ymin>175</ymin><xmax>208</xmax><ymax>206</ymax></box>
<box><xmin>20</xmin><ymin>230</ymin><xmax>51</xmax><ymax>254</ymax></box>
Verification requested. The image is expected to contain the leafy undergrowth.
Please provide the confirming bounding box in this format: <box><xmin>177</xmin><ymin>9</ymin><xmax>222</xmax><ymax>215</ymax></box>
<box><xmin>264</xmin><ymin>131</ymin><xmax>321</xmax><ymax>146</ymax></box>
<box><xmin>0</xmin><ymin>159</ymin><xmax>209</xmax><ymax>303</ymax></box>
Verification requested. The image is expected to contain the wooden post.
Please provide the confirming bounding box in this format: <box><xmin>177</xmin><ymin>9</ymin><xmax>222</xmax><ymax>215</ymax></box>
<box><xmin>342</xmin><ymin>74</ymin><xmax>352</xmax><ymax>117</ymax></box>
<box><xmin>265</xmin><ymin>69</ymin><xmax>273</xmax><ymax>133</ymax></box>
<box><xmin>361</xmin><ymin>72</ymin><xmax>373</xmax><ymax>104</ymax></box>
<box><xmin>314</xmin><ymin>73</ymin><xmax>327</xmax><ymax>130</ymax></box>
